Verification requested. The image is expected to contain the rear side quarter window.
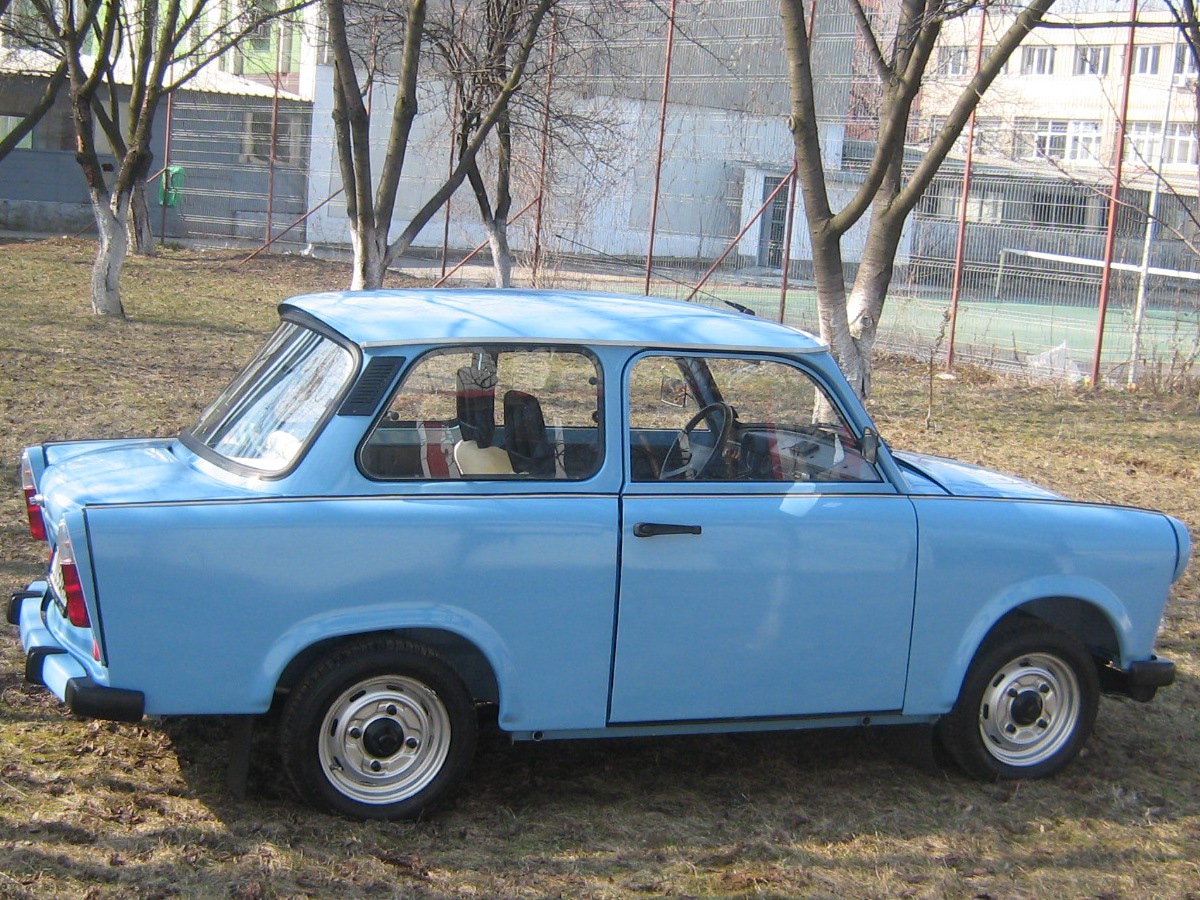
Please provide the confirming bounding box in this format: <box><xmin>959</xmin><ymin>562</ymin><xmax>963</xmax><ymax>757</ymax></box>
<box><xmin>360</xmin><ymin>346</ymin><xmax>603</xmax><ymax>480</ymax></box>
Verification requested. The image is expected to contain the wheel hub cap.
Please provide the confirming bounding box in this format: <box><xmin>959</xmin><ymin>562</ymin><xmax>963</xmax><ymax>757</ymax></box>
<box><xmin>318</xmin><ymin>675</ymin><xmax>452</xmax><ymax>805</ymax></box>
<box><xmin>362</xmin><ymin>717</ymin><xmax>406</xmax><ymax>758</ymax></box>
<box><xmin>1009</xmin><ymin>690</ymin><xmax>1044</xmax><ymax>727</ymax></box>
<box><xmin>978</xmin><ymin>653</ymin><xmax>1081</xmax><ymax>767</ymax></box>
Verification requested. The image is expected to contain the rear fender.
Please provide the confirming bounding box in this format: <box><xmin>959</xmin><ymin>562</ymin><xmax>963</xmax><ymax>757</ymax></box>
<box><xmin>262</xmin><ymin>603</ymin><xmax>512</xmax><ymax>716</ymax></box>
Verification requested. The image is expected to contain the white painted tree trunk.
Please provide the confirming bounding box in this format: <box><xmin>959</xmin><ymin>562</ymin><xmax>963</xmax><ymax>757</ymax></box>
<box><xmin>483</xmin><ymin>221</ymin><xmax>513</xmax><ymax>288</ymax></box>
<box><xmin>842</xmin><ymin>204</ymin><xmax>907</xmax><ymax>398</ymax></box>
<box><xmin>350</xmin><ymin>222</ymin><xmax>389</xmax><ymax>290</ymax></box>
<box><xmin>89</xmin><ymin>190</ymin><xmax>128</xmax><ymax>318</ymax></box>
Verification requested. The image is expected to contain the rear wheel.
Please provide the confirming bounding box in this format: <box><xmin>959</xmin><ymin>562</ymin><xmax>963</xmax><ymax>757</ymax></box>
<box><xmin>939</xmin><ymin>622</ymin><xmax>1099</xmax><ymax>780</ymax></box>
<box><xmin>280</xmin><ymin>637</ymin><xmax>477</xmax><ymax>820</ymax></box>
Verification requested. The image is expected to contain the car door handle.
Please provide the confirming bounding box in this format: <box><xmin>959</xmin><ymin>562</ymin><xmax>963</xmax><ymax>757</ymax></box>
<box><xmin>633</xmin><ymin>522</ymin><xmax>703</xmax><ymax>538</ymax></box>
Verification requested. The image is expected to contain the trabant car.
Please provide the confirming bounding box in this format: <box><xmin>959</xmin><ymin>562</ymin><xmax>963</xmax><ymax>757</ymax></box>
<box><xmin>10</xmin><ymin>289</ymin><xmax>1189</xmax><ymax>820</ymax></box>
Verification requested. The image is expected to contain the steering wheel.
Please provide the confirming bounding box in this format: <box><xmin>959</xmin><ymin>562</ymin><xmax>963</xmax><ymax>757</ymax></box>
<box><xmin>660</xmin><ymin>402</ymin><xmax>735</xmax><ymax>480</ymax></box>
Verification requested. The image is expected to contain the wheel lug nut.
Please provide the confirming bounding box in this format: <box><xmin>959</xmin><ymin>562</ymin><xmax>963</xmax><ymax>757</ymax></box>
<box><xmin>1005</xmin><ymin>724</ymin><xmax>1017</xmax><ymax>735</ymax></box>
<box><xmin>386</xmin><ymin>704</ymin><xmax>398</xmax><ymax>716</ymax></box>
<box><xmin>405</xmin><ymin>737</ymin><xmax>420</xmax><ymax>750</ymax></box>
<box><xmin>1007</xmin><ymin>689</ymin><xmax>1019</xmax><ymax>699</ymax></box>
<box><xmin>348</xmin><ymin>727</ymin><xmax>362</xmax><ymax>739</ymax></box>
<box><xmin>370</xmin><ymin>760</ymin><xmax>382</xmax><ymax>772</ymax></box>
<box><xmin>1037</xmin><ymin>719</ymin><xmax>1049</xmax><ymax>729</ymax></box>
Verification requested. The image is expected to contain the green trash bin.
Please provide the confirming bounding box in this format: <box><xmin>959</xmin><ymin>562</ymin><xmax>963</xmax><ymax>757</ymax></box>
<box><xmin>159</xmin><ymin>165</ymin><xmax>186</xmax><ymax>208</ymax></box>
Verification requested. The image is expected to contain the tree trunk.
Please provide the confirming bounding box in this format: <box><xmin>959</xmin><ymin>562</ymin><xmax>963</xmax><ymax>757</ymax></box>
<box><xmin>128</xmin><ymin>180</ymin><xmax>156</xmax><ymax>256</ymax></box>
<box><xmin>350</xmin><ymin>220</ymin><xmax>389</xmax><ymax>290</ymax></box>
<box><xmin>90</xmin><ymin>191</ymin><xmax>128</xmax><ymax>318</ymax></box>
<box><xmin>483</xmin><ymin>219</ymin><xmax>513</xmax><ymax>287</ymax></box>
<box><xmin>842</xmin><ymin>204</ymin><xmax>909</xmax><ymax>399</ymax></box>
<box><xmin>809</xmin><ymin>222</ymin><xmax>865</xmax><ymax>392</ymax></box>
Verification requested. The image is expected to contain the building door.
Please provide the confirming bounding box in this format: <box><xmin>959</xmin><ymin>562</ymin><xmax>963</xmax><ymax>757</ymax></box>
<box><xmin>758</xmin><ymin>176</ymin><xmax>791</xmax><ymax>269</ymax></box>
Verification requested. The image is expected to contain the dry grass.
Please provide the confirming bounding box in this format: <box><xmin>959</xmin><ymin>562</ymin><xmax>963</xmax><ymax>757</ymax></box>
<box><xmin>1</xmin><ymin>238</ymin><xmax>1198</xmax><ymax>900</ymax></box>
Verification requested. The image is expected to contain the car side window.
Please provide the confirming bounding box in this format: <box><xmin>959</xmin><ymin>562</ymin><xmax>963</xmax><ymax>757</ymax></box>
<box><xmin>361</xmin><ymin>346</ymin><xmax>602</xmax><ymax>480</ymax></box>
<box><xmin>628</xmin><ymin>354</ymin><xmax>881</xmax><ymax>484</ymax></box>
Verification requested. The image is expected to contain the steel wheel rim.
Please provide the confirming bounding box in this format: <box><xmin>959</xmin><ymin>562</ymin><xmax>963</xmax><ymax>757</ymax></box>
<box><xmin>318</xmin><ymin>675</ymin><xmax>452</xmax><ymax>805</ymax></box>
<box><xmin>978</xmin><ymin>652</ymin><xmax>1081</xmax><ymax>768</ymax></box>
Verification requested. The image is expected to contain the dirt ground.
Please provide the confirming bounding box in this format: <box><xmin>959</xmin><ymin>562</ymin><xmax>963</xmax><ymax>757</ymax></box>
<box><xmin>1</xmin><ymin>238</ymin><xmax>1198</xmax><ymax>899</ymax></box>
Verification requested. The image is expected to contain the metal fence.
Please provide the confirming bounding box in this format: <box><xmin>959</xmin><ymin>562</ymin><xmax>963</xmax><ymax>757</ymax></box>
<box><xmin>159</xmin><ymin>93</ymin><xmax>312</xmax><ymax>248</ymax></box>
<box><xmin>158</xmin><ymin>0</ymin><xmax>1199</xmax><ymax>389</ymax></box>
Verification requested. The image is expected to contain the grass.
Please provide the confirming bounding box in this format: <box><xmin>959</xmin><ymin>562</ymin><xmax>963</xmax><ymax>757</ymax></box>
<box><xmin>1</xmin><ymin>237</ymin><xmax>1199</xmax><ymax>899</ymax></box>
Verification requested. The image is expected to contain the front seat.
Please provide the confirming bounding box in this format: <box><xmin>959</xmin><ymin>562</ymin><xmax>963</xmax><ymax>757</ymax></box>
<box><xmin>504</xmin><ymin>390</ymin><xmax>556</xmax><ymax>477</ymax></box>
<box><xmin>453</xmin><ymin>363</ymin><xmax>513</xmax><ymax>476</ymax></box>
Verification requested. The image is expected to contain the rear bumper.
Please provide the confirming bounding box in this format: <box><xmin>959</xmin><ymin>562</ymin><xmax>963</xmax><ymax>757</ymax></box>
<box><xmin>10</xmin><ymin>584</ymin><xmax>144</xmax><ymax>723</ymax></box>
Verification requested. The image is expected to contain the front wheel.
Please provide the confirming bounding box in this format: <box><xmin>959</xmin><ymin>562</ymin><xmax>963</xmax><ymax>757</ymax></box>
<box><xmin>280</xmin><ymin>637</ymin><xmax>477</xmax><ymax>820</ymax></box>
<box><xmin>939</xmin><ymin>622</ymin><xmax>1099</xmax><ymax>781</ymax></box>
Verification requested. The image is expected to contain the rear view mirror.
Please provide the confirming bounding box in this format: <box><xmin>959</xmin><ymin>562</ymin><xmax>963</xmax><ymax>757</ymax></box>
<box><xmin>861</xmin><ymin>428</ymin><xmax>879</xmax><ymax>465</ymax></box>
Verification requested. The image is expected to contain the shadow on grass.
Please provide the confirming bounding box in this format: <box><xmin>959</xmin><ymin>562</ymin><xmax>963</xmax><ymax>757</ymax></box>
<box><xmin>162</xmin><ymin>708</ymin><xmax>927</xmax><ymax>827</ymax></box>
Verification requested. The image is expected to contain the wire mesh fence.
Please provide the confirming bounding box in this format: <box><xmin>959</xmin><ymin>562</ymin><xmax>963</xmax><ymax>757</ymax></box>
<box><xmin>152</xmin><ymin>0</ymin><xmax>1200</xmax><ymax>389</ymax></box>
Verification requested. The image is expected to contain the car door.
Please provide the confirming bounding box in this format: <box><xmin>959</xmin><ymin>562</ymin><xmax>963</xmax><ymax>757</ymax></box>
<box><xmin>610</xmin><ymin>352</ymin><xmax>918</xmax><ymax>724</ymax></box>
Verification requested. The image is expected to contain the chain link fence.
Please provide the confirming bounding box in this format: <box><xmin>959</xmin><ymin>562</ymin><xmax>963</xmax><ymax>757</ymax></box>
<box><xmin>150</xmin><ymin>0</ymin><xmax>1199</xmax><ymax>389</ymax></box>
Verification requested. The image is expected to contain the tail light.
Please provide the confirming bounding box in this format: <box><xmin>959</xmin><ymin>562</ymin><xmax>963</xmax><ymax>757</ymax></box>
<box><xmin>53</xmin><ymin>526</ymin><xmax>91</xmax><ymax>629</ymax></box>
<box><xmin>21</xmin><ymin>455</ymin><xmax>46</xmax><ymax>542</ymax></box>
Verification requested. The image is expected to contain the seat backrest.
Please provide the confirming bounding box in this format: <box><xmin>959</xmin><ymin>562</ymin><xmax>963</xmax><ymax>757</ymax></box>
<box><xmin>504</xmin><ymin>390</ymin><xmax>556</xmax><ymax>476</ymax></box>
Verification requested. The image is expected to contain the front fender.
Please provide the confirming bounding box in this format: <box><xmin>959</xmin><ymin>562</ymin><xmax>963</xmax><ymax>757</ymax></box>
<box><xmin>906</xmin><ymin>574</ymin><xmax>1132</xmax><ymax>716</ymax></box>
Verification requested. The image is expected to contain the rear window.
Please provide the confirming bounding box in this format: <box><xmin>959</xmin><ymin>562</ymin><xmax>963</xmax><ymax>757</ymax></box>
<box><xmin>188</xmin><ymin>322</ymin><xmax>356</xmax><ymax>473</ymax></box>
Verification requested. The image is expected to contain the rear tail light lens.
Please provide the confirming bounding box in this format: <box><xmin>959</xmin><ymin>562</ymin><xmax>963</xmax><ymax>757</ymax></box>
<box><xmin>53</xmin><ymin>526</ymin><xmax>91</xmax><ymax>629</ymax></box>
<box><xmin>21</xmin><ymin>456</ymin><xmax>46</xmax><ymax>542</ymax></box>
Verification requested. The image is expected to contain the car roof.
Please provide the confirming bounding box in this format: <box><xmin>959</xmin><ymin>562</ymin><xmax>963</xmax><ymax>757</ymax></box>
<box><xmin>281</xmin><ymin>288</ymin><xmax>827</xmax><ymax>354</ymax></box>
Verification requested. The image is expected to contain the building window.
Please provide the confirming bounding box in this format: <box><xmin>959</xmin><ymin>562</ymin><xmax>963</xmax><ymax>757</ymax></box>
<box><xmin>938</xmin><ymin>45</ymin><xmax>969</xmax><ymax>77</ymax></box>
<box><xmin>1029</xmin><ymin>186</ymin><xmax>1091</xmax><ymax>229</ymax></box>
<box><xmin>980</xmin><ymin>46</ymin><xmax>1010</xmax><ymax>75</ymax></box>
<box><xmin>1074</xmin><ymin>45</ymin><xmax>1110</xmax><ymax>76</ymax></box>
<box><xmin>1164</xmin><ymin>122</ymin><xmax>1198</xmax><ymax>165</ymax></box>
<box><xmin>246</xmin><ymin>0</ymin><xmax>277</xmax><ymax>53</ymax></box>
<box><xmin>1128</xmin><ymin>121</ymin><xmax>1163</xmax><ymax>161</ymax></box>
<box><xmin>1134</xmin><ymin>45</ymin><xmax>1161</xmax><ymax>75</ymax></box>
<box><xmin>0</xmin><ymin>114</ymin><xmax>33</xmax><ymax>150</ymax></box>
<box><xmin>974</xmin><ymin>118</ymin><xmax>1014</xmax><ymax>158</ymax></box>
<box><xmin>1020</xmin><ymin>45</ymin><xmax>1055</xmax><ymax>75</ymax></box>
<box><xmin>1065</xmin><ymin>121</ymin><xmax>1102</xmax><ymax>162</ymax></box>
<box><xmin>1020</xmin><ymin>119</ymin><xmax>1101</xmax><ymax>163</ymax></box>
<box><xmin>1174</xmin><ymin>43</ymin><xmax>1199</xmax><ymax>77</ymax></box>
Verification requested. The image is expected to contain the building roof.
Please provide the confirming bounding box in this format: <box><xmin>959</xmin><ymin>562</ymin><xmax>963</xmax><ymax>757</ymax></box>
<box><xmin>282</xmin><ymin>289</ymin><xmax>827</xmax><ymax>354</ymax></box>
<box><xmin>0</xmin><ymin>48</ymin><xmax>303</xmax><ymax>102</ymax></box>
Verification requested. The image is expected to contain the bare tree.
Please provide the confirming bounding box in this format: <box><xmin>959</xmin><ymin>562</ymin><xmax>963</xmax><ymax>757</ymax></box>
<box><xmin>425</xmin><ymin>1</ymin><xmax>623</xmax><ymax>287</ymax></box>
<box><xmin>780</xmin><ymin>0</ymin><xmax>1056</xmax><ymax>398</ymax></box>
<box><xmin>5</xmin><ymin>0</ymin><xmax>308</xmax><ymax>316</ymax></box>
<box><xmin>429</xmin><ymin>0</ymin><xmax>529</xmax><ymax>287</ymax></box>
<box><xmin>324</xmin><ymin>0</ymin><xmax>557</xmax><ymax>290</ymax></box>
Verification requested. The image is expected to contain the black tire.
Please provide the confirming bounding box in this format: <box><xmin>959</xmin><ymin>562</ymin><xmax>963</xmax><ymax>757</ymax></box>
<box><xmin>279</xmin><ymin>637</ymin><xmax>477</xmax><ymax>820</ymax></box>
<box><xmin>938</xmin><ymin>621</ymin><xmax>1099</xmax><ymax>781</ymax></box>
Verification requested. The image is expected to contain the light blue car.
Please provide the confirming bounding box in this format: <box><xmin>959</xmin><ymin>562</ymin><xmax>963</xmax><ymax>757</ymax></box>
<box><xmin>10</xmin><ymin>289</ymin><xmax>1189</xmax><ymax>820</ymax></box>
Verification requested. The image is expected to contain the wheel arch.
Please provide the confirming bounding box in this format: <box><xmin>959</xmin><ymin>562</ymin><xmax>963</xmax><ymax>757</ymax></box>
<box><xmin>913</xmin><ymin>579</ymin><xmax>1133</xmax><ymax>716</ymax></box>
<box><xmin>272</xmin><ymin>625</ymin><xmax>503</xmax><ymax>710</ymax></box>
